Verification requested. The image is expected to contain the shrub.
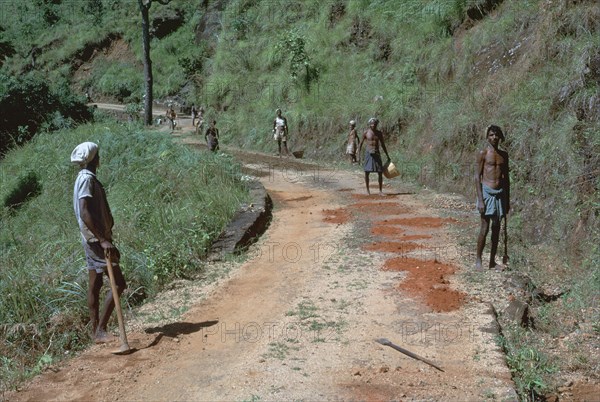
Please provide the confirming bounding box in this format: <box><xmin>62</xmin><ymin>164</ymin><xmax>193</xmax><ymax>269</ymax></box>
<box><xmin>0</xmin><ymin>73</ymin><xmax>93</xmax><ymax>156</ymax></box>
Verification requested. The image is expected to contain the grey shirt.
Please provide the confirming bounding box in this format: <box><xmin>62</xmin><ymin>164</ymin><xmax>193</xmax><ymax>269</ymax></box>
<box><xmin>73</xmin><ymin>169</ymin><xmax>113</xmax><ymax>243</ymax></box>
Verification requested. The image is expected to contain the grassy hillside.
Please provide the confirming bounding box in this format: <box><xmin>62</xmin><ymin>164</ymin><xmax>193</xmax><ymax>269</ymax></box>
<box><xmin>1</xmin><ymin>0</ymin><xmax>598</xmax><ymax>398</ymax></box>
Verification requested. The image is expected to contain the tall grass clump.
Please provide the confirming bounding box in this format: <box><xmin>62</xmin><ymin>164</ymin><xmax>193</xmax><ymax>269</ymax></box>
<box><xmin>0</xmin><ymin>121</ymin><xmax>248</xmax><ymax>393</ymax></box>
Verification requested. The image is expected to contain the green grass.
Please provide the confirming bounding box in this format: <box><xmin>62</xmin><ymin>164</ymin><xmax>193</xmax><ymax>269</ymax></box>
<box><xmin>498</xmin><ymin>329</ymin><xmax>558</xmax><ymax>399</ymax></box>
<box><xmin>0</xmin><ymin>119</ymin><xmax>249</xmax><ymax>393</ymax></box>
<box><xmin>286</xmin><ymin>300</ymin><xmax>320</xmax><ymax>320</ymax></box>
<box><xmin>263</xmin><ymin>341</ymin><xmax>293</xmax><ymax>360</ymax></box>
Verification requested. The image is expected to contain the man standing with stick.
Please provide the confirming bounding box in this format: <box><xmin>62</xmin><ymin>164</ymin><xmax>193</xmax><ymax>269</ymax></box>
<box><xmin>475</xmin><ymin>125</ymin><xmax>510</xmax><ymax>270</ymax></box>
<box><xmin>71</xmin><ymin>142</ymin><xmax>127</xmax><ymax>344</ymax></box>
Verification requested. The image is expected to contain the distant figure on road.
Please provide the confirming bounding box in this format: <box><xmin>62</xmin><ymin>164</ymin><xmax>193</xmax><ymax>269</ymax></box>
<box><xmin>358</xmin><ymin>118</ymin><xmax>390</xmax><ymax>195</ymax></box>
<box><xmin>345</xmin><ymin>120</ymin><xmax>359</xmax><ymax>163</ymax></box>
<box><xmin>191</xmin><ymin>104</ymin><xmax>197</xmax><ymax>127</ymax></box>
<box><xmin>195</xmin><ymin>106</ymin><xmax>205</xmax><ymax>135</ymax></box>
<box><xmin>71</xmin><ymin>142</ymin><xmax>127</xmax><ymax>344</ymax></box>
<box><xmin>273</xmin><ymin>108</ymin><xmax>290</xmax><ymax>157</ymax></box>
<box><xmin>166</xmin><ymin>106</ymin><xmax>177</xmax><ymax>131</ymax></box>
<box><xmin>205</xmin><ymin>119</ymin><xmax>220</xmax><ymax>152</ymax></box>
<box><xmin>475</xmin><ymin>124</ymin><xmax>510</xmax><ymax>270</ymax></box>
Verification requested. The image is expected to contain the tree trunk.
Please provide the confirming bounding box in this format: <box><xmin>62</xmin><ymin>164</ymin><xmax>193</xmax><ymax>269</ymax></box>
<box><xmin>139</xmin><ymin>0</ymin><xmax>153</xmax><ymax>125</ymax></box>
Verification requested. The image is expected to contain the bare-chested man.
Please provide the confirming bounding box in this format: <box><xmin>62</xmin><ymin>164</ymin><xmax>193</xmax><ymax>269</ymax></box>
<box><xmin>358</xmin><ymin>118</ymin><xmax>390</xmax><ymax>195</ymax></box>
<box><xmin>166</xmin><ymin>106</ymin><xmax>177</xmax><ymax>131</ymax></box>
<box><xmin>475</xmin><ymin>125</ymin><xmax>510</xmax><ymax>270</ymax></box>
<box><xmin>205</xmin><ymin>119</ymin><xmax>219</xmax><ymax>152</ymax></box>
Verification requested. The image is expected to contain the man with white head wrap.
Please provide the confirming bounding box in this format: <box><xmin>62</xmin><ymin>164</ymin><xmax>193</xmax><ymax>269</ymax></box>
<box><xmin>358</xmin><ymin>118</ymin><xmax>391</xmax><ymax>195</ymax></box>
<box><xmin>70</xmin><ymin>141</ymin><xmax>98</xmax><ymax>167</ymax></box>
<box><xmin>71</xmin><ymin>142</ymin><xmax>127</xmax><ymax>344</ymax></box>
<box><xmin>345</xmin><ymin>120</ymin><xmax>359</xmax><ymax>163</ymax></box>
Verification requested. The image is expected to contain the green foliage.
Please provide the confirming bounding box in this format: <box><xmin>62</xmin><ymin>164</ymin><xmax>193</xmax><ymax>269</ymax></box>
<box><xmin>0</xmin><ymin>121</ymin><xmax>249</xmax><ymax>392</ymax></box>
<box><xmin>0</xmin><ymin>72</ymin><xmax>93</xmax><ymax>155</ymax></box>
<box><xmin>96</xmin><ymin>62</ymin><xmax>142</xmax><ymax>102</ymax></box>
<box><xmin>84</xmin><ymin>0</ymin><xmax>104</xmax><ymax>26</ymax></box>
<box><xmin>499</xmin><ymin>330</ymin><xmax>558</xmax><ymax>398</ymax></box>
<box><xmin>178</xmin><ymin>45</ymin><xmax>209</xmax><ymax>79</ymax></box>
<box><xmin>0</xmin><ymin>27</ymin><xmax>16</xmax><ymax>64</ymax></box>
<box><xmin>275</xmin><ymin>29</ymin><xmax>319</xmax><ymax>90</ymax></box>
<box><xmin>3</xmin><ymin>171</ymin><xmax>42</xmax><ymax>209</ymax></box>
<box><xmin>124</xmin><ymin>102</ymin><xmax>143</xmax><ymax>120</ymax></box>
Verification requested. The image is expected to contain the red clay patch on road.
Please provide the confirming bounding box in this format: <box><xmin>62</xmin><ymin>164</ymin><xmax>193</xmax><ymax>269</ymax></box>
<box><xmin>371</xmin><ymin>226</ymin><xmax>405</xmax><ymax>237</ymax></box>
<box><xmin>378</xmin><ymin>217</ymin><xmax>457</xmax><ymax>228</ymax></box>
<box><xmin>363</xmin><ymin>241</ymin><xmax>421</xmax><ymax>254</ymax></box>
<box><xmin>399</xmin><ymin>234</ymin><xmax>432</xmax><ymax>241</ymax></box>
<box><xmin>370</xmin><ymin>226</ymin><xmax>433</xmax><ymax>241</ymax></box>
<box><xmin>350</xmin><ymin>202</ymin><xmax>411</xmax><ymax>216</ymax></box>
<box><xmin>322</xmin><ymin>208</ymin><xmax>352</xmax><ymax>224</ymax></box>
<box><xmin>383</xmin><ymin>257</ymin><xmax>465</xmax><ymax>312</ymax></box>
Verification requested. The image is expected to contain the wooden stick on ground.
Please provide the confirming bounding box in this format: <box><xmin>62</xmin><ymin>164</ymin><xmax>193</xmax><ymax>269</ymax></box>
<box><xmin>375</xmin><ymin>338</ymin><xmax>444</xmax><ymax>372</ymax></box>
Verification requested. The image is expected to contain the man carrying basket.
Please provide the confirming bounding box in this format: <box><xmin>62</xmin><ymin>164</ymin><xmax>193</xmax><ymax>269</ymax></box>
<box><xmin>358</xmin><ymin>117</ymin><xmax>391</xmax><ymax>195</ymax></box>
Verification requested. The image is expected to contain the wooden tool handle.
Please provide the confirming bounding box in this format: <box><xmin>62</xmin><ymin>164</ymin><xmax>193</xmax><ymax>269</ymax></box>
<box><xmin>105</xmin><ymin>251</ymin><xmax>129</xmax><ymax>349</ymax></box>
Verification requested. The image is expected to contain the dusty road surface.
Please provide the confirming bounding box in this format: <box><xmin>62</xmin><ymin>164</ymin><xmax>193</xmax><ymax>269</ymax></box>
<box><xmin>7</xmin><ymin>122</ymin><xmax>518</xmax><ymax>401</ymax></box>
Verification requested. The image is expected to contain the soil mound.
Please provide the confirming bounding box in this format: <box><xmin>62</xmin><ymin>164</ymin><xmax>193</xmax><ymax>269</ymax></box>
<box><xmin>383</xmin><ymin>257</ymin><xmax>465</xmax><ymax>312</ymax></box>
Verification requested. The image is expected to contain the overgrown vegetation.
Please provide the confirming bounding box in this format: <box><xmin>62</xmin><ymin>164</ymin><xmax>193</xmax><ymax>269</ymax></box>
<box><xmin>0</xmin><ymin>72</ymin><xmax>93</xmax><ymax>155</ymax></box>
<box><xmin>1</xmin><ymin>0</ymin><xmax>598</xmax><ymax>399</ymax></box>
<box><xmin>0</xmin><ymin>121</ymin><xmax>248</xmax><ymax>393</ymax></box>
<box><xmin>499</xmin><ymin>328</ymin><xmax>559</xmax><ymax>398</ymax></box>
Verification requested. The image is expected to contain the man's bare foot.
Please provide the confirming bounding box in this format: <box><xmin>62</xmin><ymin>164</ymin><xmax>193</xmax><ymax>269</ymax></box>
<box><xmin>489</xmin><ymin>261</ymin><xmax>506</xmax><ymax>271</ymax></box>
<box><xmin>475</xmin><ymin>259</ymin><xmax>483</xmax><ymax>270</ymax></box>
<box><xmin>94</xmin><ymin>330</ymin><xmax>116</xmax><ymax>344</ymax></box>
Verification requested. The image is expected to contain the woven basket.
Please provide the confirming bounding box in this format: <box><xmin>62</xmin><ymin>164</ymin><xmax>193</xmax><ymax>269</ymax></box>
<box><xmin>383</xmin><ymin>161</ymin><xmax>400</xmax><ymax>179</ymax></box>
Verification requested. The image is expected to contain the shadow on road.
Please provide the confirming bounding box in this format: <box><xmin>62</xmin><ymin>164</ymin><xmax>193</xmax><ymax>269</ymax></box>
<box><xmin>144</xmin><ymin>320</ymin><xmax>219</xmax><ymax>338</ymax></box>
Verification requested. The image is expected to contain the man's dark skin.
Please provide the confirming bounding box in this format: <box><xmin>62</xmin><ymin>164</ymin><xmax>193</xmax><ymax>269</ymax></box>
<box><xmin>273</xmin><ymin>109</ymin><xmax>290</xmax><ymax>157</ymax></box>
<box><xmin>358</xmin><ymin>119</ymin><xmax>390</xmax><ymax>195</ymax></box>
<box><xmin>475</xmin><ymin>125</ymin><xmax>510</xmax><ymax>270</ymax></box>
<box><xmin>80</xmin><ymin>153</ymin><xmax>126</xmax><ymax>343</ymax></box>
<box><xmin>346</xmin><ymin>121</ymin><xmax>359</xmax><ymax>163</ymax></box>
<box><xmin>205</xmin><ymin>119</ymin><xmax>220</xmax><ymax>151</ymax></box>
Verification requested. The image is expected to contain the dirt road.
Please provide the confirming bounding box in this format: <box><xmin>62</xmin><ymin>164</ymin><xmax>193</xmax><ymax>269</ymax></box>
<box><xmin>7</xmin><ymin>121</ymin><xmax>517</xmax><ymax>401</ymax></box>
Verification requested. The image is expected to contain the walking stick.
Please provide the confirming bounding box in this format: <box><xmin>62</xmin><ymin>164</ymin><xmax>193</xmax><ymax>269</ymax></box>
<box><xmin>502</xmin><ymin>215</ymin><xmax>509</xmax><ymax>265</ymax></box>
<box><xmin>105</xmin><ymin>250</ymin><xmax>131</xmax><ymax>355</ymax></box>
